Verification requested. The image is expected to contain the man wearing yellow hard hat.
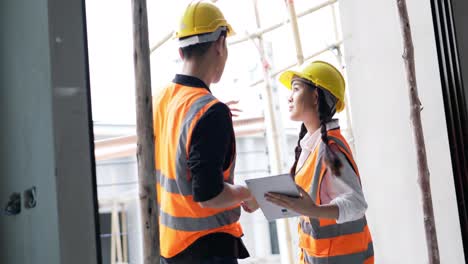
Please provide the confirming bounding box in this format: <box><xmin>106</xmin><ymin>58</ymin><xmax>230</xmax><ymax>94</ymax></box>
<box><xmin>265</xmin><ymin>61</ymin><xmax>374</xmax><ymax>263</ymax></box>
<box><xmin>153</xmin><ymin>1</ymin><xmax>254</xmax><ymax>263</ymax></box>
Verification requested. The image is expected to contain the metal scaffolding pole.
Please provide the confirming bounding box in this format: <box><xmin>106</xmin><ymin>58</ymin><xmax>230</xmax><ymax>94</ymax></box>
<box><xmin>148</xmin><ymin>0</ymin><xmax>337</xmax><ymax>54</ymax></box>
<box><xmin>150</xmin><ymin>31</ymin><xmax>173</xmax><ymax>54</ymax></box>
<box><xmin>249</xmin><ymin>41</ymin><xmax>342</xmax><ymax>87</ymax></box>
<box><xmin>286</xmin><ymin>0</ymin><xmax>304</xmax><ymax>65</ymax></box>
<box><xmin>230</xmin><ymin>0</ymin><xmax>337</xmax><ymax>46</ymax></box>
<box><xmin>251</xmin><ymin>1</ymin><xmax>294</xmax><ymax>263</ymax></box>
<box><xmin>329</xmin><ymin>3</ymin><xmax>356</xmax><ymax>154</ymax></box>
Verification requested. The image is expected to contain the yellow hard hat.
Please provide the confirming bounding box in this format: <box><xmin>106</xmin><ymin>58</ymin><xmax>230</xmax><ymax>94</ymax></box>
<box><xmin>279</xmin><ymin>61</ymin><xmax>346</xmax><ymax>112</ymax></box>
<box><xmin>175</xmin><ymin>1</ymin><xmax>235</xmax><ymax>40</ymax></box>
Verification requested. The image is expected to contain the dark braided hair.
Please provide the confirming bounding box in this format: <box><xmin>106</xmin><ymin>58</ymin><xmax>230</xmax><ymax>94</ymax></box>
<box><xmin>316</xmin><ymin>88</ymin><xmax>343</xmax><ymax>176</ymax></box>
<box><xmin>289</xmin><ymin>82</ymin><xmax>343</xmax><ymax>177</ymax></box>
<box><xmin>290</xmin><ymin>123</ymin><xmax>307</xmax><ymax>176</ymax></box>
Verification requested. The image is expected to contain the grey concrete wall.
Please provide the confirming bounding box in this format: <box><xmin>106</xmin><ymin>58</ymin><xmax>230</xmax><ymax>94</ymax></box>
<box><xmin>0</xmin><ymin>0</ymin><xmax>100</xmax><ymax>263</ymax></box>
<box><xmin>0</xmin><ymin>0</ymin><xmax>60</xmax><ymax>263</ymax></box>
<box><xmin>48</xmin><ymin>0</ymin><xmax>100</xmax><ymax>262</ymax></box>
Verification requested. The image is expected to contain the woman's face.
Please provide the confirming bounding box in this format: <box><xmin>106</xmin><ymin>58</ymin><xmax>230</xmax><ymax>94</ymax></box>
<box><xmin>288</xmin><ymin>79</ymin><xmax>318</xmax><ymax>122</ymax></box>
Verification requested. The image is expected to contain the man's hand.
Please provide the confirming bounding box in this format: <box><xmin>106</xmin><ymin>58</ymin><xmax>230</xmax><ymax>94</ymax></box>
<box><xmin>241</xmin><ymin>197</ymin><xmax>259</xmax><ymax>213</ymax></box>
<box><xmin>225</xmin><ymin>100</ymin><xmax>243</xmax><ymax>117</ymax></box>
<box><xmin>199</xmin><ymin>183</ymin><xmax>252</xmax><ymax>209</ymax></box>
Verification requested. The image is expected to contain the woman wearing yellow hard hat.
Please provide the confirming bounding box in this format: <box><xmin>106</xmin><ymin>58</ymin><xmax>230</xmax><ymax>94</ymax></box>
<box><xmin>265</xmin><ymin>61</ymin><xmax>374</xmax><ymax>263</ymax></box>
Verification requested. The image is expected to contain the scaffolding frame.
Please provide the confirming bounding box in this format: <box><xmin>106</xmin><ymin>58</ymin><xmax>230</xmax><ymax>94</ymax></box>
<box><xmin>101</xmin><ymin>1</ymin><xmax>355</xmax><ymax>263</ymax></box>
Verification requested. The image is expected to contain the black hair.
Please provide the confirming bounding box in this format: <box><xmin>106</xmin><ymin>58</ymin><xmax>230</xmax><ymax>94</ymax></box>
<box><xmin>290</xmin><ymin>123</ymin><xmax>307</xmax><ymax>176</ymax></box>
<box><xmin>180</xmin><ymin>30</ymin><xmax>227</xmax><ymax>59</ymax></box>
<box><xmin>290</xmin><ymin>82</ymin><xmax>343</xmax><ymax>177</ymax></box>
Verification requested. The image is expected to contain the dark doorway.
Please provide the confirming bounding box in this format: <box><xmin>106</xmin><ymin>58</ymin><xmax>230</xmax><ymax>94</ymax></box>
<box><xmin>431</xmin><ymin>0</ymin><xmax>468</xmax><ymax>258</ymax></box>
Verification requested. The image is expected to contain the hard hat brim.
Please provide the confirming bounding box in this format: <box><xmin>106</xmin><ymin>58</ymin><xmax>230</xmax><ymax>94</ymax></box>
<box><xmin>278</xmin><ymin>69</ymin><xmax>345</xmax><ymax>112</ymax></box>
<box><xmin>226</xmin><ymin>24</ymin><xmax>235</xmax><ymax>37</ymax></box>
<box><xmin>278</xmin><ymin>70</ymin><xmax>307</xmax><ymax>90</ymax></box>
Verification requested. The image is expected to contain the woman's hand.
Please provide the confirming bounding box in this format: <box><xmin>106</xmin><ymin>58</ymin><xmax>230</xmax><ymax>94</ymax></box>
<box><xmin>265</xmin><ymin>185</ymin><xmax>318</xmax><ymax>217</ymax></box>
<box><xmin>241</xmin><ymin>197</ymin><xmax>259</xmax><ymax>213</ymax></box>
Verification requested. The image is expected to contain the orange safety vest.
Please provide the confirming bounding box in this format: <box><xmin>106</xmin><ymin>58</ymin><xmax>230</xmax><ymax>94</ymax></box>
<box><xmin>153</xmin><ymin>83</ymin><xmax>243</xmax><ymax>258</ymax></box>
<box><xmin>295</xmin><ymin>128</ymin><xmax>374</xmax><ymax>264</ymax></box>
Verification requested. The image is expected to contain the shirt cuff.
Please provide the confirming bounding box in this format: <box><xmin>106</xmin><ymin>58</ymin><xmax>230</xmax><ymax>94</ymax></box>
<box><xmin>330</xmin><ymin>196</ymin><xmax>366</xmax><ymax>224</ymax></box>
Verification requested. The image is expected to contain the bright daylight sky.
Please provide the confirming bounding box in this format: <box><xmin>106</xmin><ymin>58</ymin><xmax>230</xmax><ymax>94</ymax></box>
<box><xmin>85</xmin><ymin>0</ymin><xmax>347</xmax><ymax>131</ymax></box>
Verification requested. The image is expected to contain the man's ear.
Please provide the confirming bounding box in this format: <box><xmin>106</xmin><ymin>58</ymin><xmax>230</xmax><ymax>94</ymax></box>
<box><xmin>178</xmin><ymin>48</ymin><xmax>184</xmax><ymax>60</ymax></box>
<box><xmin>214</xmin><ymin>35</ymin><xmax>225</xmax><ymax>55</ymax></box>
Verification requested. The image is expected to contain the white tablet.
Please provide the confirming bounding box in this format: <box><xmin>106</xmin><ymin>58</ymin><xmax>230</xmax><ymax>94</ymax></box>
<box><xmin>245</xmin><ymin>174</ymin><xmax>301</xmax><ymax>222</ymax></box>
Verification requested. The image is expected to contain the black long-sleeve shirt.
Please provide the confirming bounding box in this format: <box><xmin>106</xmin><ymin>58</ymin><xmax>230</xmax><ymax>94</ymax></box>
<box><xmin>188</xmin><ymin>100</ymin><xmax>233</xmax><ymax>202</ymax></box>
<box><xmin>160</xmin><ymin>74</ymin><xmax>249</xmax><ymax>263</ymax></box>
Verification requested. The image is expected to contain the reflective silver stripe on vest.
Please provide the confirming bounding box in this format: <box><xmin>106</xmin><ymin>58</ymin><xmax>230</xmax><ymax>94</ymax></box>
<box><xmin>157</xmin><ymin>94</ymin><xmax>236</xmax><ymax>195</ymax></box>
<box><xmin>156</xmin><ymin>169</ymin><xmax>180</xmax><ymax>194</ymax></box>
<box><xmin>301</xmin><ymin>217</ymin><xmax>368</xmax><ymax>239</ymax></box>
<box><xmin>300</xmin><ymin>139</ymin><xmax>367</xmax><ymax>239</ymax></box>
<box><xmin>157</xmin><ymin>94</ymin><xmax>240</xmax><ymax>233</ymax></box>
<box><xmin>157</xmin><ymin>94</ymin><xmax>218</xmax><ymax>195</ymax></box>
<box><xmin>303</xmin><ymin>242</ymin><xmax>374</xmax><ymax>263</ymax></box>
<box><xmin>175</xmin><ymin>94</ymin><xmax>217</xmax><ymax>195</ymax></box>
<box><xmin>327</xmin><ymin>135</ymin><xmax>362</xmax><ymax>186</ymax></box>
<box><xmin>156</xmin><ymin>168</ymin><xmax>235</xmax><ymax>198</ymax></box>
<box><xmin>327</xmin><ymin>135</ymin><xmax>352</xmax><ymax>157</ymax></box>
<box><xmin>160</xmin><ymin>206</ymin><xmax>241</xmax><ymax>232</ymax></box>
<box><xmin>309</xmin><ymin>143</ymin><xmax>326</xmax><ymax>202</ymax></box>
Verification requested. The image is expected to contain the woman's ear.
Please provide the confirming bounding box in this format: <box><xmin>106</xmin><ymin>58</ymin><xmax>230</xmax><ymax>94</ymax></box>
<box><xmin>312</xmin><ymin>89</ymin><xmax>319</xmax><ymax>107</ymax></box>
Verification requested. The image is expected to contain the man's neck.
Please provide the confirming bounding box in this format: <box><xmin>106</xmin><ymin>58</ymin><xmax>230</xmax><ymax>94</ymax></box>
<box><xmin>181</xmin><ymin>59</ymin><xmax>214</xmax><ymax>87</ymax></box>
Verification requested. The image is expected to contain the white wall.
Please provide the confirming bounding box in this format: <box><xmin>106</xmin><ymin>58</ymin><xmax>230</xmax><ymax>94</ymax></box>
<box><xmin>338</xmin><ymin>0</ymin><xmax>465</xmax><ymax>263</ymax></box>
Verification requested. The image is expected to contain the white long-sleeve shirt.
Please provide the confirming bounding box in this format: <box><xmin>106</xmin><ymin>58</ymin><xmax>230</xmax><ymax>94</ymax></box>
<box><xmin>296</xmin><ymin>120</ymin><xmax>368</xmax><ymax>224</ymax></box>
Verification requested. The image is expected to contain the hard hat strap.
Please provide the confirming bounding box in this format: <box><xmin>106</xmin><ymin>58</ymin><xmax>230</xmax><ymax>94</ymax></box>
<box><xmin>321</xmin><ymin>89</ymin><xmax>338</xmax><ymax>117</ymax></box>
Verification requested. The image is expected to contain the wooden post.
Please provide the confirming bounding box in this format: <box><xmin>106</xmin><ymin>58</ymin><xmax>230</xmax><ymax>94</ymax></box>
<box><xmin>111</xmin><ymin>208</ymin><xmax>116</xmax><ymax>264</ymax></box>
<box><xmin>131</xmin><ymin>0</ymin><xmax>160</xmax><ymax>263</ymax></box>
<box><xmin>112</xmin><ymin>203</ymin><xmax>124</xmax><ymax>263</ymax></box>
<box><xmin>396</xmin><ymin>1</ymin><xmax>440</xmax><ymax>263</ymax></box>
<box><xmin>121</xmin><ymin>208</ymin><xmax>129</xmax><ymax>263</ymax></box>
